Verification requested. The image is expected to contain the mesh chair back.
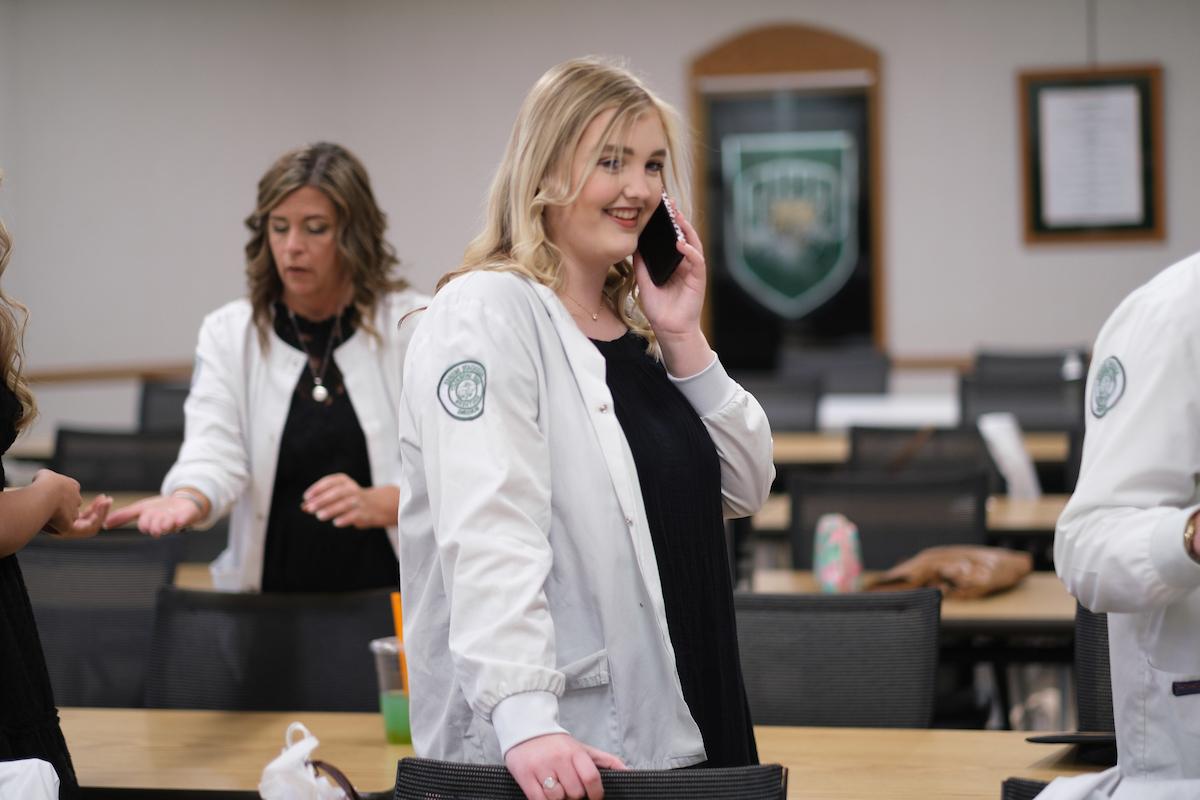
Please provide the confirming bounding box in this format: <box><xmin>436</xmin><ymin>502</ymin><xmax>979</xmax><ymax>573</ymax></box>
<box><xmin>958</xmin><ymin>375</ymin><xmax>1085</xmax><ymax>431</ymax></box>
<box><xmin>17</xmin><ymin>532</ymin><xmax>180</xmax><ymax>706</ymax></box>
<box><xmin>1000</xmin><ymin>777</ymin><xmax>1050</xmax><ymax>800</ymax></box>
<box><xmin>737</xmin><ymin>375</ymin><xmax>823</xmax><ymax>432</ymax></box>
<box><xmin>138</xmin><ymin>379</ymin><xmax>190</xmax><ymax>434</ymax></box>
<box><xmin>1064</xmin><ymin>426</ymin><xmax>1085</xmax><ymax>493</ymax></box>
<box><xmin>779</xmin><ymin>345</ymin><xmax>890</xmax><ymax>394</ymax></box>
<box><xmin>394</xmin><ymin>758</ymin><xmax>788</xmax><ymax>800</ymax></box>
<box><xmin>144</xmin><ymin>586</ymin><xmax>394</xmax><ymax>711</ymax></box>
<box><xmin>1075</xmin><ymin>603</ymin><xmax>1114</xmax><ymax>732</ymax></box>
<box><xmin>50</xmin><ymin>427</ymin><xmax>182</xmax><ymax>492</ymax></box>
<box><xmin>848</xmin><ymin>425</ymin><xmax>1005</xmax><ymax>492</ymax></box>
<box><xmin>974</xmin><ymin>349</ymin><xmax>1089</xmax><ymax>382</ymax></box>
<box><xmin>734</xmin><ymin>589</ymin><xmax>940</xmax><ymax>727</ymax></box>
<box><xmin>788</xmin><ymin>470</ymin><xmax>989</xmax><ymax>569</ymax></box>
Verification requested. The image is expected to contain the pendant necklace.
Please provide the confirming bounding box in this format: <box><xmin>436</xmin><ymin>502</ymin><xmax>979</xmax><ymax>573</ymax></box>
<box><xmin>287</xmin><ymin>307</ymin><xmax>342</xmax><ymax>403</ymax></box>
<box><xmin>562</xmin><ymin>291</ymin><xmax>604</xmax><ymax>322</ymax></box>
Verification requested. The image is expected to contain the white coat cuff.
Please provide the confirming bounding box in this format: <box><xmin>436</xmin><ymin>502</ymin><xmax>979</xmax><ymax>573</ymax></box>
<box><xmin>491</xmin><ymin>690</ymin><xmax>566</xmax><ymax>757</ymax></box>
<box><xmin>668</xmin><ymin>354</ymin><xmax>735</xmax><ymax>417</ymax></box>
<box><xmin>1150</xmin><ymin>504</ymin><xmax>1200</xmax><ymax>589</ymax></box>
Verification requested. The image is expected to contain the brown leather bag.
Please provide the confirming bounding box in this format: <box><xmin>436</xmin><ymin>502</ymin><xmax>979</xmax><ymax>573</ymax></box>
<box><xmin>865</xmin><ymin>545</ymin><xmax>1033</xmax><ymax>599</ymax></box>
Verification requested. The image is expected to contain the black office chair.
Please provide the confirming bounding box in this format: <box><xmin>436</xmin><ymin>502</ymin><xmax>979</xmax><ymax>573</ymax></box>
<box><xmin>1074</xmin><ymin>603</ymin><xmax>1114</xmax><ymax>735</ymax></box>
<box><xmin>735</xmin><ymin>375</ymin><xmax>823</xmax><ymax>432</ymax></box>
<box><xmin>1063</xmin><ymin>426</ymin><xmax>1085</xmax><ymax>493</ymax></box>
<box><xmin>973</xmin><ymin>348</ymin><xmax>1089</xmax><ymax>382</ymax></box>
<box><xmin>49</xmin><ymin>427</ymin><xmax>182</xmax><ymax>492</ymax></box>
<box><xmin>778</xmin><ymin>344</ymin><xmax>891</xmax><ymax>394</ymax></box>
<box><xmin>17</xmin><ymin>531</ymin><xmax>180</xmax><ymax>707</ymax></box>
<box><xmin>1025</xmin><ymin>603</ymin><xmax>1116</xmax><ymax>765</ymax></box>
<box><xmin>958</xmin><ymin>375</ymin><xmax>1085</xmax><ymax>432</ymax></box>
<box><xmin>788</xmin><ymin>470</ymin><xmax>989</xmax><ymax>569</ymax></box>
<box><xmin>81</xmin><ymin>790</ymin><xmax>393</xmax><ymax>800</ymax></box>
<box><xmin>847</xmin><ymin>425</ymin><xmax>1005</xmax><ymax>492</ymax></box>
<box><xmin>999</xmin><ymin>777</ymin><xmax>1050</xmax><ymax>800</ymax></box>
<box><xmin>138</xmin><ymin>378</ymin><xmax>191</xmax><ymax>435</ymax></box>
<box><xmin>734</xmin><ymin>589</ymin><xmax>941</xmax><ymax>727</ymax></box>
<box><xmin>394</xmin><ymin>758</ymin><xmax>788</xmax><ymax>800</ymax></box>
<box><xmin>144</xmin><ymin>586</ymin><xmax>394</xmax><ymax>712</ymax></box>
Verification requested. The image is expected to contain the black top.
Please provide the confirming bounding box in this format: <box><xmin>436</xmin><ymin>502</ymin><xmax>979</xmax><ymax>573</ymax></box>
<box><xmin>592</xmin><ymin>331</ymin><xmax>757</xmax><ymax>767</ymax></box>
<box><xmin>260</xmin><ymin>303</ymin><xmax>398</xmax><ymax>593</ymax></box>
<box><xmin>0</xmin><ymin>382</ymin><xmax>79</xmax><ymax>797</ymax></box>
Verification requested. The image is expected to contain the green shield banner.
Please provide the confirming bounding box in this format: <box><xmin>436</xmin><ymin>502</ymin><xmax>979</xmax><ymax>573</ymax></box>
<box><xmin>720</xmin><ymin>131</ymin><xmax>859</xmax><ymax>319</ymax></box>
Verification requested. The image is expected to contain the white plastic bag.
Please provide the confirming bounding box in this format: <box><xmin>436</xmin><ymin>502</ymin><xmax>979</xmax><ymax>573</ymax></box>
<box><xmin>258</xmin><ymin>722</ymin><xmax>347</xmax><ymax>800</ymax></box>
<box><xmin>0</xmin><ymin>758</ymin><xmax>59</xmax><ymax>799</ymax></box>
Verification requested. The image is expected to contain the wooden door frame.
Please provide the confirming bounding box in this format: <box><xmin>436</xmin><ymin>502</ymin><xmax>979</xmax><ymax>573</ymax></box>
<box><xmin>689</xmin><ymin>23</ymin><xmax>886</xmax><ymax>351</ymax></box>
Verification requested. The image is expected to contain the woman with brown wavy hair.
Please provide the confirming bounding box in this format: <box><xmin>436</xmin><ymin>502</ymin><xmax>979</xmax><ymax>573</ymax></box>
<box><xmin>0</xmin><ymin>171</ymin><xmax>113</xmax><ymax>797</ymax></box>
<box><xmin>108</xmin><ymin>143</ymin><xmax>427</xmax><ymax>592</ymax></box>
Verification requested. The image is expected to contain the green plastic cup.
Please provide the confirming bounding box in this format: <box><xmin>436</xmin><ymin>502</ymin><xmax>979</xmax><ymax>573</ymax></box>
<box><xmin>369</xmin><ymin>637</ymin><xmax>411</xmax><ymax>744</ymax></box>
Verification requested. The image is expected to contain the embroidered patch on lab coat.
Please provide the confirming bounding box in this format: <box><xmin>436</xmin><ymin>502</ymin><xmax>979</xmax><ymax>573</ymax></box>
<box><xmin>438</xmin><ymin>360</ymin><xmax>486</xmax><ymax>420</ymax></box>
<box><xmin>1090</xmin><ymin>356</ymin><xmax>1125</xmax><ymax>418</ymax></box>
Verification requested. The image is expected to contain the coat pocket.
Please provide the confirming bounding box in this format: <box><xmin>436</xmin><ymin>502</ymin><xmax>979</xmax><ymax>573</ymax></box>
<box><xmin>558</xmin><ymin>649</ymin><xmax>621</xmax><ymax>756</ymax></box>
<box><xmin>1142</xmin><ymin>663</ymin><xmax>1200</xmax><ymax>778</ymax></box>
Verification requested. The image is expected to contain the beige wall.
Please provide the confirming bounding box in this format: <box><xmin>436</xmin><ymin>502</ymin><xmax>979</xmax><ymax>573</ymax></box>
<box><xmin>2</xmin><ymin>0</ymin><xmax>1198</xmax><ymax>443</ymax></box>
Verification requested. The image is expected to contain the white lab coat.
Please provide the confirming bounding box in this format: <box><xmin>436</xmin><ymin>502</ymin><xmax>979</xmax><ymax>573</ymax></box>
<box><xmin>1053</xmin><ymin>251</ymin><xmax>1200</xmax><ymax>798</ymax></box>
<box><xmin>397</xmin><ymin>270</ymin><xmax>774</xmax><ymax>768</ymax></box>
<box><xmin>162</xmin><ymin>289</ymin><xmax>427</xmax><ymax>592</ymax></box>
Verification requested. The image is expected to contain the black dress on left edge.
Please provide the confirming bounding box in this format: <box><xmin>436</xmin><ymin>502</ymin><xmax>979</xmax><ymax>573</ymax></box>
<box><xmin>0</xmin><ymin>381</ymin><xmax>79</xmax><ymax>797</ymax></box>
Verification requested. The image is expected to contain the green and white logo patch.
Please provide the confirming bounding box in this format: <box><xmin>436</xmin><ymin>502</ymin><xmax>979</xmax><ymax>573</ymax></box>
<box><xmin>720</xmin><ymin>131</ymin><xmax>859</xmax><ymax>319</ymax></box>
<box><xmin>438</xmin><ymin>360</ymin><xmax>486</xmax><ymax>421</ymax></box>
<box><xmin>1090</xmin><ymin>356</ymin><xmax>1125</xmax><ymax>418</ymax></box>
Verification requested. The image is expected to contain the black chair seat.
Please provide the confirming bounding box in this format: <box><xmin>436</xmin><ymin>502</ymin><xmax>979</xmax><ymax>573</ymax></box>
<box><xmin>18</xmin><ymin>532</ymin><xmax>179</xmax><ymax>707</ymax></box>
<box><xmin>144</xmin><ymin>586</ymin><xmax>394</xmax><ymax>712</ymax></box>
<box><xmin>734</xmin><ymin>589</ymin><xmax>941</xmax><ymax>728</ymax></box>
<box><xmin>394</xmin><ymin>758</ymin><xmax>787</xmax><ymax>800</ymax></box>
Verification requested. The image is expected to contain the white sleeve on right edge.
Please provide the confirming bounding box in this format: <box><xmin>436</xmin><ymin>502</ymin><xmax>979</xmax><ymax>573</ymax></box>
<box><xmin>1055</xmin><ymin>290</ymin><xmax>1200</xmax><ymax>613</ymax></box>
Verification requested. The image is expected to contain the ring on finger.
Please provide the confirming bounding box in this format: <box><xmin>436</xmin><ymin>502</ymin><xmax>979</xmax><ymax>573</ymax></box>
<box><xmin>542</xmin><ymin>776</ymin><xmax>558</xmax><ymax>791</ymax></box>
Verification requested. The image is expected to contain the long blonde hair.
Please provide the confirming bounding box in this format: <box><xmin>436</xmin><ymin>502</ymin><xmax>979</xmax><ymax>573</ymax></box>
<box><xmin>0</xmin><ymin>172</ymin><xmax>37</xmax><ymax>432</ymax></box>
<box><xmin>439</xmin><ymin>57</ymin><xmax>690</xmax><ymax>348</ymax></box>
<box><xmin>244</xmin><ymin>142</ymin><xmax>406</xmax><ymax>349</ymax></box>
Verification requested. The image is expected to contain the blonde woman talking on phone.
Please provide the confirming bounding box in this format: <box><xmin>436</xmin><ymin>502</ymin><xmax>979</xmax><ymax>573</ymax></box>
<box><xmin>398</xmin><ymin>58</ymin><xmax>774</xmax><ymax>799</ymax></box>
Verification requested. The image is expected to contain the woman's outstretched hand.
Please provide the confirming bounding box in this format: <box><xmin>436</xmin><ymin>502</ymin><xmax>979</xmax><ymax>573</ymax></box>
<box><xmin>105</xmin><ymin>494</ymin><xmax>204</xmax><ymax>536</ymax></box>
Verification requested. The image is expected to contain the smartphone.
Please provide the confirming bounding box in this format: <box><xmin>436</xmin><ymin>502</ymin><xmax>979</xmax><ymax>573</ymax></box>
<box><xmin>637</xmin><ymin>192</ymin><xmax>685</xmax><ymax>286</ymax></box>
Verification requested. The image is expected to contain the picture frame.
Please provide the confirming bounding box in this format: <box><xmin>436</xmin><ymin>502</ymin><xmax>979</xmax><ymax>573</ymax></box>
<box><xmin>1019</xmin><ymin>64</ymin><xmax>1163</xmax><ymax>244</ymax></box>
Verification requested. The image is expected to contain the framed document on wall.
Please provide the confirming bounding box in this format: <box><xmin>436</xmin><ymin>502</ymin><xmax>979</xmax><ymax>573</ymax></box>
<box><xmin>1019</xmin><ymin>64</ymin><xmax>1163</xmax><ymax>243</ymax></box>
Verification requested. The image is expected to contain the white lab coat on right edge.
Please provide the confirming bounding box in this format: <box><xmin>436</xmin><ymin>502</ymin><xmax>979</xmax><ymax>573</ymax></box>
<box><xmin>397</xmin><ymin>270</ymin><xmax>774</xmax><ymax>768</ymax></box>
<box><xmin>1053</xmin><ymin>251</ymin><xmax>1200</xmax><ymax>799</ymax></box>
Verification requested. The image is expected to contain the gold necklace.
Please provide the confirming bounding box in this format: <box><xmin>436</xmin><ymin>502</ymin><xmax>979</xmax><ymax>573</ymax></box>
<box><xmin>561</xmin><ymin>291</ymin><xmax>604</xmax><ymax>321</ymax></box>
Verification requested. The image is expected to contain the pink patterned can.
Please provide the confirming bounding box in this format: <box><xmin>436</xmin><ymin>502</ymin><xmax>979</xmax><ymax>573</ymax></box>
<box><xmin>813</xmin><ymin>513</ymin><xmax>863</xmax><ymax>593</ymax></box>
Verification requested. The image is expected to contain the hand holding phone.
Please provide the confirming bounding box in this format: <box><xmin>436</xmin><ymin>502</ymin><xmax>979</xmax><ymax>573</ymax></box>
<box><xmin>637</xmin><ymin>192</ymin><xmax>685</xmax><ymax>286</ymax></box>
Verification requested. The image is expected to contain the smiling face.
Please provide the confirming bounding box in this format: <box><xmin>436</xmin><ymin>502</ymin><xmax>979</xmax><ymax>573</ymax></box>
<box><xmin>544</xmin><ymin>108</ymin><xmax>669</xmax><ymax>275</ymax></box>
<box><xmin>268</xmin><ymin>185</ymin><xmax>348</xmax><ymax>314</ymax></box>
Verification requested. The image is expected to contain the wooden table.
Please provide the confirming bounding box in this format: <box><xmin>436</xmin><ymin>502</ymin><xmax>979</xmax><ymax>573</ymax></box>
<box><xmin>772</xmin><ymin>431</ymin><xmax>1069</xmax><ymax>466</ymax></box>
<box><xmin>61</xmin><ymin>707</ymin><xmax>1098</xmax><ymax>798</ymax></box>
<box><xmin>751</xmin><ymin>570</ymin><xmax>1076</xmax><ymax>635</ymax></box>
<box><xmin>751</xmin><ymin>493</ymin><xmax>1069</xmax><ymax>533</ymax></box>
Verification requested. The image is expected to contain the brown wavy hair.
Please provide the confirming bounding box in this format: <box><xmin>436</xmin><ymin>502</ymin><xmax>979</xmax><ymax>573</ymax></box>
<box><xmin>437</xmin><ymin>57</ymin><xmax>690</xmax><ymax>353</ymax></box>
<box><xmin>0</xmin><ymin>172</ymin><xmax>37</xmax><ymax>432</ymax></box>
<box><xmin>244</xmin><ymin>142</ymin><xmax>405</xmax><ymax>348</ymax></box>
